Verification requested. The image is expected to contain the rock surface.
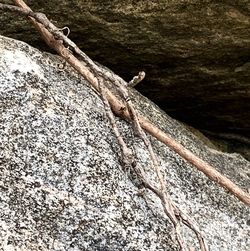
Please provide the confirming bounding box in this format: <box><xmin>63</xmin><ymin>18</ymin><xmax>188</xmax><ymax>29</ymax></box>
<box><xmin>1</xmin><ymin>0</ymin><xmax>250</xmax><ymax>134</ymax></box>
<box><xmin>0</xmin><ymin>35</ymin><xmax>250</xmax><ymax>251</ymax></box>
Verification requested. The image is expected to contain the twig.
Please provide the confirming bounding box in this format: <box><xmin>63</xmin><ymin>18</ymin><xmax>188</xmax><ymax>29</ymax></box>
<box><xmin>128</xmin><ymin>71</ymin><xmax>146</xmax><ymax>87</ymax></box>
<box><xmin>0</xmin><ymin>0</ymin><xmax>248</xmax><ymax>208</ymax></box>
<box><xmin>2</xmin><ymin>1</ymin><xmax>248</xmax><ymax>249</ymax></box>
<box><xmin>120</xmin><ymin>86</ymin><xmax>207</xmax><ymax>250</ymax></box>
<box><xmin>5</xmin><ymin>1</ymin><xmax>209</xmax><ymax>249</ymax></box>
<box><xmin>98</xmin><ymin>77</ymin><xmax>134</xmax><ymax>168</ymax></box>
<box><xmin>99</xmin><ymin>74</ymin><xmax>197</xmax><ymax>250</ymax></box>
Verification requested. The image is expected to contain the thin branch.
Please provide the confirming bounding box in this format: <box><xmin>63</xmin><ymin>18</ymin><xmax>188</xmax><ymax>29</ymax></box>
<box><xmin>98</xmin><ymin>77</ymin><xmax>134</xmax><ymax>168</ymax></box>
<box><xmin>121</xmin><ymin>86</ymin><xmax>207</xmax><ymax>250</ymax></box>
<box><xmin>128</xmin><ymin>71</ymin><xmax>146</xmax><ymax>87</ymax></box>
<box><xmin>7</xmin><ymin>2</ymin><xmax>208</xmax><ymax>249</ymax></box>
<box><xmin>0</xmin><ymin>0</ymin><xmax>248</xmax><ymax>208</ymax></box>
<box><xmin>2</xmin><ymin>1</ymin><xmax>247</xmax><ymax>249</ymax></box>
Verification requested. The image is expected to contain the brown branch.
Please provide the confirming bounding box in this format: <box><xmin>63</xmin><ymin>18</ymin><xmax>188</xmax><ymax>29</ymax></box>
<box><xmin>140</xmin><ymin>121</ymin><xmax>250</xmax><ymax>206</ymax></box>
<box><xmin>99</xmin><ymin>76</ymin><xmax>196</xmax><ymax>250</ymax></box>
<box><xmin>122</xmin><ymin>83</ymin><xmax>207</xmax><ymax>249</ymax></box>
<box><xmin>128</xmin><ymin>71</ymin><xmax>146</xmax><ymax>87</ymax></box>
<box><xmin>1</xmin><ymin>0</ymin><xmax>248</xmax><ymax>207</ymax></box>
<box><xmin>124</xmin><ymin>89</ymin><xmax>208</xmax><ymax>250</ymax></box>
<box><xmin>98</xmin><ymin>77</ymin><xmax>134</xmax><ymax>168</ymax></box>
<box><xmin>2</xmin><ymin>1</ymin><xmax>246</xmax><ymax>249</ymax></box>
<box><xmin>7</xmin><ymin>2</ymin><xmax>208</xmax><ymax>249</ymax></box>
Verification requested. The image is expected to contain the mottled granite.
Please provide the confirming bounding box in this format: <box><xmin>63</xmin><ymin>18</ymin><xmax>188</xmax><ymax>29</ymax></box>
<box><xmin>0</xmin><ymin>35</ymin><xmax>249</xmax><ymax>251</ymax></box>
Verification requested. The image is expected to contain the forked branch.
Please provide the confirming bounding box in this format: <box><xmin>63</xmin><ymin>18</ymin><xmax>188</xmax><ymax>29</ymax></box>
<box><xmin>1</xmin><ymin>0</ymin><xmax>248</xmax><ymax>249</ymax></box>
<box><xmin>7</xmin><ymin>0</ymin><xmax>247</xmax><ymax>207</ymax></box>
<box><xmin>0</xmin><ymin>0</ymin><xmax>248</xmax><ymax>206</ymax></box>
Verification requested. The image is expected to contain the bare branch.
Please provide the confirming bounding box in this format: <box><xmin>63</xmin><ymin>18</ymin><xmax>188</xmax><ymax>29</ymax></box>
<box><xmin>2</xmin><ymin>1</ymin><xmax>248</xmax><ymax>249</ymax></box>
<box><xmin>0</xmin><ymin>0</ymin><xmax>248</xmax><ymax>206</ymax></box>
<box><xmin>9</xmin><ymin>0</ymin><xmax>250</xmax><ymax>207</ymax></box>
<box><xmin>98</xmin><ymin>77</ymin><xmax>134</xmax><ymax>168</ymax></box>
<box><xmin>128</xmin><ymin>71</ymin><xmax>146</xmax><ymax>87</ymax></box>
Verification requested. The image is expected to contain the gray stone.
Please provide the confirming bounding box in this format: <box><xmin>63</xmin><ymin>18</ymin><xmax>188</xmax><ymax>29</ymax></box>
<box><xmin>0</xmin><ymin>35</ymin><xmax>249</xmax><ymax>251</ymax></box>
<box><xmin>0</xmin><ymin>0</ymin><xmax>249</xmax><ymax>133</ymax></box>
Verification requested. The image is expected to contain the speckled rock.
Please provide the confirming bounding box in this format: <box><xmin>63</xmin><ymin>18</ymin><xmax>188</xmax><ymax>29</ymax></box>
<box><xmin>0</xmin><ymin>35</ymin><xmax>249</xmax><ymax>251</ymax></box>
<box><xmin>1</xmin><ymin>0</ymin><xmax>249</xmax><ymax>133</ymax></box>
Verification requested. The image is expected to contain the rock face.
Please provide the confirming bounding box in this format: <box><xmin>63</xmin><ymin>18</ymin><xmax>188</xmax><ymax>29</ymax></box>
<box><xmin>1</xmin><ymin>0</ymin><xmax>249</xmax><ymax>134</ymax></box>
<box><xmin>0</xmin><ymin>35</ymin><xmax>250</xmax><ymax>251</ymax></box>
